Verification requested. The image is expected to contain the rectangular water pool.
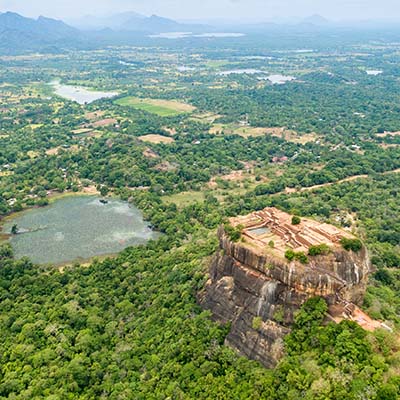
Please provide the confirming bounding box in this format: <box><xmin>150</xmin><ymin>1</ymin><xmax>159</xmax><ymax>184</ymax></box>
<box><xmin>248</xmin><ymin>227</ymin><xmax>270</xmax><ymax>236</ymax></box>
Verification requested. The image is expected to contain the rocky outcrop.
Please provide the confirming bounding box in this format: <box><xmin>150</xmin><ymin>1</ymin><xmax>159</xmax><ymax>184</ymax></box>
<box><xmin>199</xmin><ymin>226</ymin><xmax>371</xmax><ymax>368</ymax></box>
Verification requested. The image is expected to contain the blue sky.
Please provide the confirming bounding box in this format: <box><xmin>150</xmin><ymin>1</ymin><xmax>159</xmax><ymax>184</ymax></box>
<box><xmin>1</xmin><ymin>0</ymin><xmax>400</xmax><ymax>21</ymax></box>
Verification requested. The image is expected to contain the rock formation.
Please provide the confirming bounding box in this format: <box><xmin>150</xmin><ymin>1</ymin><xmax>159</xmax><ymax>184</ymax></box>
<box><xmin>199</xmin><ymin>207</ymin><xmax>374</xmax><ymax>368</ymax></box>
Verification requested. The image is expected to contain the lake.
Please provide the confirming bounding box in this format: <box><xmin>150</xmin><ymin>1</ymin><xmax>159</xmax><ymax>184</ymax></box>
<box><xmin>194</xmin><ymin>33</ymin><xmax>245</xmax><ymax>38</ymax></box>
<box><xmin>2</xmin><ymin>196</ymin><xmax>159</xmax><ymax>265</ymax></box>
<box><xmin>216</xmin><ymin>70</ymin><xmax>296</xmax><ymax>84</ymax></box>
<box><xmin>217</xmin><ymin>68</ymin><xmax>264</xmax><ymax>76</ymax></box>
<box><xmin>260</xmin><ymin>74</ymin><xmax>296</xmax><ymax>84</ymax></box>
<box><xmin>177</xmin><ymin>66</ymin><xmax>196</xmax><ymax>72</ymax></box>
<box><xmin>50</xmin><ymin>80</ymin><xmax>118</xmax><ymax>104</ymax></box>
<box><xmin>150</xmin><ymin>32</ymin><xmax>245</xmax><ymax>39</ymax></box>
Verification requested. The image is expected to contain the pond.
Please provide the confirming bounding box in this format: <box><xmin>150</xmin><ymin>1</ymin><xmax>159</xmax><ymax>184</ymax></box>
<box><xmin>50</xmin><ymin>80</ymin><xmax>118</xmax><ymax>104</ymax></box>
<box><xmin>248</xmin><ymin>227</ymin><xmax>271</xmax><ymax>236</ymax></box>
<box><xmin>2</xmin><ymin>196</ymin><xmax>159</xmax><ymax>265</ymax></box>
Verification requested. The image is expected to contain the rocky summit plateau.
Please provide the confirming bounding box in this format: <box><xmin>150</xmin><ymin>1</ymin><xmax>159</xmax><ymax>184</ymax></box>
<box><xmin>200</xmin><ymin>207</ymin><xmax>386</xmax><ymax>367</ymax></box>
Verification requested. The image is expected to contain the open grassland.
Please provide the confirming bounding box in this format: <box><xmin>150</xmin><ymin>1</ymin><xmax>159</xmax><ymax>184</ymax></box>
<box><xmin>115</xmin><ymin>97</ymin><xmax>195</xmax><ymax>116</ymax></box>
<box><xmin>28</xmin><ymin>124</ymin><xmax>43</xmax><ymax>130</ymax></box>
<box><xmin>210</xmin><ymin>123</ymin><xmax>275</xmax><ymax>137</ymax></box>
<box><xmin>163</xmin><ymin>176</ymin><xmax>267</xmax><ymax>207</ymax></box>
<box><xmin>45</xmin><ymin>145</ymin><xmax>81</xmax><ymax>156</ymax></box>
<box><xmin>162</xmin><ymin>191</ymin><xmax>206</xmax><ymax>206</ymax></box>
<box><xmin>27</xmin><ymin>151</ymin><xmax>39</xmax><ymax>159</ymax></box>
<box><xmin>190</xmin><ymin>112</ymin><xmax>222</xmax><ymax>123</ymax></box>
<box><xmin>210</xmin><ymin>123</ymin><xmax>319</xmax><ymax>143</ymax></box>
<box><xmin>376</xmin><ymin>131</ymin><xmax>400</xmax><ymax>137</ymax></box>
<box><xmin>138</xmin><ymin>134</ymin><xmax>175</xmax><ymax>144</ymax></box>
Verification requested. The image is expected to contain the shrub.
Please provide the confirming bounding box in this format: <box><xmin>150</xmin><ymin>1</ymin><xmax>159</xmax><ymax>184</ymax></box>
<box><xmin>274</xmin><ymin>306</ymin><xmax>285</xmax><ymax>323</ymax></box>
<box><xmin>252</xmin><ymin>317</ymin><xmax>263</xmax><ymax>330</ymax></box>
<box><xmin>37</xmin><ymin>198</ymin><xmax>49</xmax><ymax>207</ymax></box>
<box><xmin>224</xmin><ymin>224</ymin><xmax>242</xmax><ymax>242</ymax></box>
<box><xmin>291</xmin><ymin>215</ymin><xmax>301</xmax><ymax>225</ymax></box>
<box><xmin>0</xmin><ymin>243</ymin><xmax>13</xmax><ymax>259</ymax></box>
<box><xmin>308</xmin><ymin>243</ymin><xmax>331</xmax><ymax>256</ymax></box>
<box><xmin>340</xmin><ymin>237</ymin><xmax>362</xmax><ymax>252</ymax></box>
<box><xmin>296</xmin><ymin>252</ymin><xmax>309</xmax><ymax>264</ymax></box>
<box><xmin>285</xmin><ymin>249</ymin><xmax>295</xmax><ymax>261</ymax></box>
<box><xmin>285</xmin><ymin>249</ymin><xmax>308</xmax><ymax>264</ymax></box>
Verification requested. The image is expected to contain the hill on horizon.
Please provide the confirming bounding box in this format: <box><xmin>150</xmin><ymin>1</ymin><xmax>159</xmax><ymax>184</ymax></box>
<box><xmin>0</xmin><ymin>12</ymin><xmax>84</xmax><ymax>54</ymax></box>
<box><xmin>68</xmin><ymin>12</ymin><xmax>208</xmax><ymax>33</ymax></box>
<box><xmin>0</xmin><ymin>11</ymin><xmax>212</xmax><ymax>54</ymax></box>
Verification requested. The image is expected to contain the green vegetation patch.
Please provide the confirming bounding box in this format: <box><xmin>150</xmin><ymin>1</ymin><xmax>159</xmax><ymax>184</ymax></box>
<box><xmin>291</xmin><ymin>215</ymin><xmax>301</xmax><ymax>225</ymax></box>
<box><xmin>308</xmin><ymin>243</ymin><xmax>331</xmax><ymax>256</ymax></box>
<box><xmin>340</xmin><ymin>237</ymin><xmax>363</xmax><ymax>252</ymax></box>
<box><xmin>115</xmin><ymin>97</ymin><xmax>195</xmax><ymax>117</ymax></box>
<box><xmin>224</xmin><ymin>223</ymin><xmax>243</xmax><ymax>242</ymax></box>
<box><xmin>162</xmin><ymin>191</ymin><xmax>205</xmax><ymax>206</ymax></box>
<box><xmin>285</xmin><ymin>249</ymin><xmax>309</xmax><ymax>264</ymax></box>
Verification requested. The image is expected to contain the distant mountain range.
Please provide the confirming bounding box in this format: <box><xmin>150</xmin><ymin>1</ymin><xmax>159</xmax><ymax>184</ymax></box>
<box><xmin>68</xmin><ymin>12</ymin><xmax>146</xmax><ymax>30</ymax></box>
<box><xmin>68</xmin><ymin>12</ymin><xmax>208</xmax><ymax>33</ymax></box>
<box><xmin>0</xmin><ymin>12</ymin><xmax>83</xmax><ymax>54</ymax></box>
<box><xmin>0</xmin><ymin>11</ymin><xmax>211</xmax><ymax>54</ymax></box>
<box><xmin>301</xmin><ymin>14</ymin><xmax>332</xmax><ymax>26</ymax></box>
<box><xmin>1</xmin><ymin>11</ymin><xmax>399</xmax><ymax>55</ymax></box>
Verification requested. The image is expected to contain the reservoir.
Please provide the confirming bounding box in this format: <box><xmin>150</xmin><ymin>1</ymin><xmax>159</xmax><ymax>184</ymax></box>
<box><xmin>150</xmin><ymin>32</ymin><xmax>245</xmax><ymax>39</ymax></box>
<box><xmin>2</xmin><ymin>196</ymin><xmax>158</xmax><ymax>265</ymax></box>
<box><xmin>50</xmin><ymin>80</ymin><xmax>118</xmax><ymax>104</ymax></box>
<box><xmin>217</xmin><ymin>69</ymin><xmax>264</xmax><ymax>76</ymax></box>
<box><xmin>261</xmin><ymin>74</ymin><xmax>296</xmax><ymax>84</ymax></box>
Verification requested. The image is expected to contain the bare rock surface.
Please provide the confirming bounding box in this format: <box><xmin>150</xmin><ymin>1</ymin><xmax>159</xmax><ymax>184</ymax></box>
<box><xmin>200</xmin><ymin>210</ymin><xmax>372</xmax><ymax>368</ymax></box>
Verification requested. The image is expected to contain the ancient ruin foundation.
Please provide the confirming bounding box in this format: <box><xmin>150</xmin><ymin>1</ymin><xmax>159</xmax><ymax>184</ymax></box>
<box><xmin>233</xmin><ymin>207</ymin><xmax>354</xmax><ymax>257</ymax></box>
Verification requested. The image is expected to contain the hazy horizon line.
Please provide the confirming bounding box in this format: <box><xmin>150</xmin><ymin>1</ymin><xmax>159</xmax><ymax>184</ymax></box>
<box><xmin>2</xmin><ymin>9</ymin><xmax>400</xmax><ymax>26</ymax></box>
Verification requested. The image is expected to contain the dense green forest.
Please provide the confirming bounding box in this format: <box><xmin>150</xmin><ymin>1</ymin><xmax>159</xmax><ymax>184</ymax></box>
<box><xmin>1</xmin><ymin>29</ymin><xmax>400</xmax><ymax>398</ymax></box>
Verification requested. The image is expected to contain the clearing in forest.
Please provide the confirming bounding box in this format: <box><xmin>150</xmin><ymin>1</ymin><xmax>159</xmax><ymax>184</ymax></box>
<box><xmin>115</xmin><ymin>97</ymin><xmax>196</xmax><ymax>117</ymax></box>
<box><xmin>138</xmin><ymin>134</ymin><xmax>175</xmax><ymax>144</ymax></box>
<box><xmin>190</xmin><ymin>112</ymin><xmax>222</xmax><ymax>123</ymax></box>
<box><xmin>46</xmin><ymin>145</ymin><xmax>80</xmax><ymax>156</ymax></box>
<box><xmin>84</xmin><ymin>110</ymin><xmax>106</xmax><ymax>121</ymax></box>
<box><xmin>27</xmin><ymin>151</ymin><xmax>39</xmax><ymax>159</ymax></box>
<box><xmin>376</xmin><ymin>131</ymin><xmax>400</xmax><ymax>137</ymax></box>
<box><xmin>89</xmin><ymin>118</ymin><xmax>117</xmax><ymax>128</ymax></box>
<box><xmin>28</xmin><ymin>124</ymin><xmax>43</xmax><ymax>130</ymax></box>
<box><xmin>162</xmin><ymin>191</ymin><xmax>205</xmax><ymax>206</ymax></box>
<box><xmin>72</xmin><ymin>128</ymin><xmax>93</xmax><ymax>135</ymax></box>
<box><xmin>209</xmin><ymin>123</ymin><xmax>319</xmax><ymax>143</ymax></box>
<box><xmin>0</xmin><ymin>171</ymin><xmax>14</xmax><ymax>177</ymax></box>
<box><xmin>210</xmin><ymin>123</ymin><xmax>267</xmax><ymax>137</ymax></box>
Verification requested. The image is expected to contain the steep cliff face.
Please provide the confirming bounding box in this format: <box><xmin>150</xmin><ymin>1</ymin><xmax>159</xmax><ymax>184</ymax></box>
<box><xmin>200</xmin><ymin>226</ymin><xmax>371</xmax><ymax>368</ymax></box>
